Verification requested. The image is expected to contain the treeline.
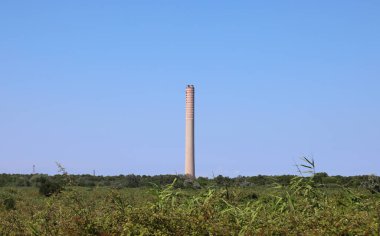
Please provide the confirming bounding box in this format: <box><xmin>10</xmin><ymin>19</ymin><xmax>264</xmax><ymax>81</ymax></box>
<box><xmin>0</xmin><ymin>173</ymin><xmax>378</xmax><ymax>189</ymax></box>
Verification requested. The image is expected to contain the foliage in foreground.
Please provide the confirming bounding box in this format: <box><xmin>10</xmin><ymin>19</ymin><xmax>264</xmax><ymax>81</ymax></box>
<box><xmin>0</xmin><ymin>158</ymin><xmax>379</xmax><ymax>235</ymax></box>
<box><xmin>0</xmin><ymin>183</ymin><xmax>379</xmax><ymax>235</ymax></box>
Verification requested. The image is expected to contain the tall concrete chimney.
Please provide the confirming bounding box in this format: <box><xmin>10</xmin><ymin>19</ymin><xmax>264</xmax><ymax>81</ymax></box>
<box><xmin>185</xmin><ymin>85</ymin><xmax>195</xmax><ymax>178</ymax></box>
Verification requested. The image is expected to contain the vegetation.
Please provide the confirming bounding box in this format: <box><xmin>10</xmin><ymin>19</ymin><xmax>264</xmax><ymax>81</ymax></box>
<box><xmin>0</xmin><ymin>172</ymin><xmax>378</xmax><ymax>189</ymax></box>
<box><xmin>0</xmin><ymin>158</ymin><xmax>379</xmax><ymax>235</ymax></box>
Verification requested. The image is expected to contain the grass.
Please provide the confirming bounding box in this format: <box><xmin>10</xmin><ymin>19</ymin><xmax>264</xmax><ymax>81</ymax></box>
<box><xmin>0</xmin><ymin>158</ymin><xmax>379</xmax><ymax>235</ymax></box>
<box><xmin>1</xmin><ymin>185</ymin><xmax>379</xmax><ymax>235</ymax></box>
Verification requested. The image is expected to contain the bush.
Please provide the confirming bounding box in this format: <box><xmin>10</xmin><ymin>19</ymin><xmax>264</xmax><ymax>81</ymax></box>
<box><xmin>3</xmin><ymin>196</ymin><xmax>16</xmax><ymax>210</ymax></box>
<box><xmin>37</xmin><ymin>176</ymin><xmax>63</xmax><ymax>197</ymax></box>
<box><xmin>361</xmin><ymin>175</ymin><xmax>380</xmax><ymax>193</ymax></box>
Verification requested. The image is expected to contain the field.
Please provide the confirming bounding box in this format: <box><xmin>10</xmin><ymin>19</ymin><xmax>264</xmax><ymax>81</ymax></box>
<box><xmin>1</xmin><ymin>177</ymin><xmax>380</xmax><ymax>235</ymax></box>
<box><xmin>1</xmin><ymin>160</ymin><xmax>380</xmax><ymax>235</ymax></box>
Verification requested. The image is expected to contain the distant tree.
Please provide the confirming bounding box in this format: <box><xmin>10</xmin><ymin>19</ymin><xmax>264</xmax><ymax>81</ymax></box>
<box><xmin>214</xmin><ymin>175</ymin><xmax>232</xmax><ymax>186</ymax></box>
<box><xmin>126</xmin><ymin>174</ymin><xmax>140</xmax><ymax>188</ymax></box>
<box><xmin>314</xmin><ymin>172</ymin><xmax>329</xmax><ymax>184</ymax></box>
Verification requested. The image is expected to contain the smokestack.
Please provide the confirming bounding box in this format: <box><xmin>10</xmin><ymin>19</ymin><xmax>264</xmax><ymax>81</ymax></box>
<box><xmin>185</xmin><ymin>85</ymin><xmax>195</xmax><ymax>178</ymax></box>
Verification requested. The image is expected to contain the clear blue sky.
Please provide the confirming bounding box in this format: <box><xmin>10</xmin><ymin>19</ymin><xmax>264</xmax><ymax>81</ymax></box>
<box><xmin>1</xmin><ymin>1</ymin><xmax>379</xmax><ymax>176</ymax></box>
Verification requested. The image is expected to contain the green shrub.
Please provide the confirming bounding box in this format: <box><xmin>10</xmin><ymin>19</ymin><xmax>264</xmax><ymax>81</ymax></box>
<box><xmin>361</xmin><ymin>175</ymin><xmax>380</xmax><ymax>193</ymax></box>
<box><xmin>2</xmin><ymin>196</ymin><xmax>16</xmax><ymax>210</ymax></box>
<box><xmin>36</xmin><ymin>176</ymin><xmax>62</xmax><ymax>197</ymax></box>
